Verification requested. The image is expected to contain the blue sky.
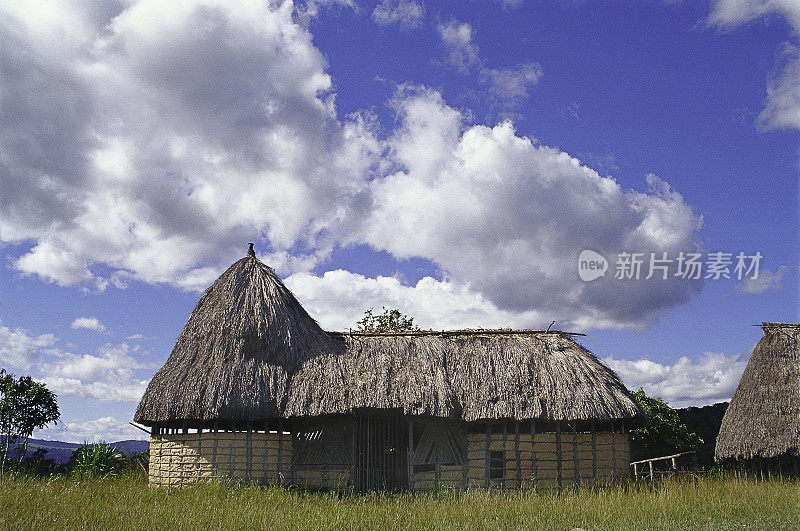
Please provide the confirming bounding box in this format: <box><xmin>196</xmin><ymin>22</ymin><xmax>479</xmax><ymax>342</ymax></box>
<box><xmin>0</xmin><ymin>0</ymin><xmax>797</xmax><ymax>442</ymax></box>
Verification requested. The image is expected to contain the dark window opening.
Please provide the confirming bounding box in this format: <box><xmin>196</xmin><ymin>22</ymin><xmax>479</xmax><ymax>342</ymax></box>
<box><xmin>413</xmin><ymin>464</ymin><xmax>436</xmax><ymax>473</ymax></box>
<box><xmin>489</xmin><ymin>450</ymin><xmax>505</xmax><ymax>479</ymax></box>
<box><xmin>468</xmin><ymin>422</ymin><xmax>486</xmax><ymax>434</ymax></box>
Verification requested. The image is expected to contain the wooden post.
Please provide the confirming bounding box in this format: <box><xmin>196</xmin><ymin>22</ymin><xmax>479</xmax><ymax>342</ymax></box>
<box><xmin>531</xmin><ymin>420</ymin><xmax>537</xmax><ymax>483</ymax></box>
<box><xmin>633</xmin><ymin>462</ymin><xmax>638</xmax><ymax>479</ymax></box>
<box><xmin>278</xmin><ymin>418</ymin><xmax>284</xmax><ymax>484</ymax></box>
<box><xmin>591</xmin><ymin>421</ymin><xmax>597</xmax><ymax>483</ymax></box>
<box><xmin>461</xmin><ymin>422</ymin><xmax>468</xmax><ymax>491</ymax></box>
<box><xmin>671</xmin><ymin>456</ymin><xmax>677</xmax><ymax>475</ymax></box>
<box><xmin>611</xmin><ymin>423</ymin><xmax>617</xmax><ymax>480</ymax></box>
<box><xmin>435</xmin><ymin>429</ymin><xmax>441</xmax><ymax>488</ymax></box>
<box><xmin>573</xmin><ymin>421</ymin><xmax>580</xmax><ymax>488</ymax></box>
<box><xmin>212</xmin><ymin>420</ymin><xmax>219</xmax><ymax>478</ymax></box>
<box><xmin>407</xmin><ymin>421</ymin><xmax>414</xmax><ymax>491</ymax></box>
<box><xmin>514</xmin><ymin>421</ymin><xmax>521</xmax><ymax>488</ymax></box>
<box><xmin>502</xmin><ymin>421</ymin><xmax>508</xmax><ymax>490</ymax></box>
<box><xmin>485</xmin><ymin>422</ymin><xmax>491</xmax><ymax>489</ymax></box>
<box><xmin>649</xmin><ymin>460</ymin><xmax>654</xmax><ymax>482</ymax></box>
<box><xmin>229</xmin><ymin>421</ymin><xmax>236</xmax><ymax>479</ymax></box>
<box><xmin>263</xmin><ymin>423</ymin><xmax>270</xmax><ymax>485</ymax></box>
<box><xmin>555</xmin><ymin>421</ymin><xmax>562</xmax><ymax>489</ymax></box>
<box><xmin>246</xmin><ymin>422</ymin><xmax>253</xmax><ymax>482</ymax></box>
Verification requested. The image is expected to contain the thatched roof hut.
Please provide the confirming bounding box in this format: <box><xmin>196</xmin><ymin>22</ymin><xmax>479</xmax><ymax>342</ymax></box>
<box><xmin>715</xmin><ymin>322</ymin><xmax>800</xmax><ymax>465</ymax></box>
<box><xmin>137</xmin><ymin>247</ymin><xmax>643</xmax><ymax>490</ymax></box>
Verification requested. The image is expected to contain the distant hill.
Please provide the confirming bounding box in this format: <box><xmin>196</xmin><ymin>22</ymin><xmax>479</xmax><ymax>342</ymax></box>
<box><xmin>23</xmin><ymin>438</ymin><xmax>149</xmax><ymax>465</ymax></box>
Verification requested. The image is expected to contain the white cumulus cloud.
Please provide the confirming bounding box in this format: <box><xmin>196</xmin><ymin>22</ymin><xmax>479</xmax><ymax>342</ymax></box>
<box><xmin>708</xmin><ymin>0</ymin><xmax>800</xmax><ymax>33</ymax></box>
<box><xmin>758</xmin><ymin>42</ymin><xmax>800</xmax><ymax>130</ymax></box>
<box><xmin>604</xmin><ymin>349</ymin><xmax>751</xmax><ymax>408</ymax></box>
<box><xmin>372</xmin><ymin>0</ymin><xmax>424</xmax><ymax>28</ymax></box>
<box><xmin>350</xmin><ymin>87</ymin><xmax>703</xmax><ymax>330</ymax></box>
<box><xmin>0</xmin><ymin>0</ymin><xmax>380</xmax><ymax>290</ymax></box>
<box><xmin>36</xmin><ymin>416</ymin><xmax>146</xmax><ymax>444</ymax></box>
<box><xmin>497</xmin><ymin>0</ymin><xmax>523</xmax><ymax>9</ymax></box>
<box><xmin>737</xmin><ymin>265</ymin><xmax>790</xmax><ymax>294</ymax></box>
<box><xmin>0</xmin><ymin>322</ymin><xmax>56</xmax><ymax>369</ymax></box>
<box><xmin>38</xmin><ymin>343</ymin><xmax>151</xmax><ymax>402</ymax></box>
<box><xmin>70</xmin><ymin>316</ymin><xmax>108</xmax><ymax>333</ymax></box>
<box><xmin>437</xmin><ymin>20</ymin><xmax>479</xmax><ymax>72</ymax></box>
<box><xmin>285</xmin><ymin>269</ymin><xmax>549</xmax><ymax>331</ymax></box>
<box><xmin>480</xmin><ymin>61</ymin><xmax>543</xmax><ymax>107</ymax></box>
<box><xmin>709</xmin><ymin>0</ymin><xmax>800</xmax><ymax>130</ymax></box>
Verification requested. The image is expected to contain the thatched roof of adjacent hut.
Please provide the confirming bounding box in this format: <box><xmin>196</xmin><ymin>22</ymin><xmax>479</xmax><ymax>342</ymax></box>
<box><xmin>134</xmin><ymin>244</ymin><xmax>338</xmax><ymax>424</ymax></box>
<box><xmin>715</xmin><ymin>322</ymin><xmax>800</xmax><ymax>461</ymax></box>
<box><xmin>285</xmin><ymin>332</ymin><xmax>642</xmax><ymax>422</ymax></box>
<box><xmin>135</xmin><ymin>248</ymin><xmax>643</xmax><ymax>425</ymax></box>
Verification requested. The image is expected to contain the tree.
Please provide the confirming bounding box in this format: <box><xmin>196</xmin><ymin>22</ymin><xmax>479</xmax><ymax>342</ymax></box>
<box><xmin>628</xmin><ymin>388</ymin><xmax>702</xmax><ymax>461</ymax></box>
<box><xmin>356</xmin><ymin>307</ymin><xmax>419</xmax><ymax>333</ymax></box>
<box><xmin>0</xmin><ymin>369</ymin><xmax>60</xmax><ymax>472</ymax></box>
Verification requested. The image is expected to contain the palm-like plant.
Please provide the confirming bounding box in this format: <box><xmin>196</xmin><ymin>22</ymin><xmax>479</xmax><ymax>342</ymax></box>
<box><xmin>69</xmin><ymin>442</ymin><xmax>127</xmax><ymax>479</ymax></box>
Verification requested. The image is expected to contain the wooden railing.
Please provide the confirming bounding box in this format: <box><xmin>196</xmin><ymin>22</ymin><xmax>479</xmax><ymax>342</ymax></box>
<box><xmin>630</xmin><ymin>451</ymin><xmax>697</xmax><ymax>481</ymax></box>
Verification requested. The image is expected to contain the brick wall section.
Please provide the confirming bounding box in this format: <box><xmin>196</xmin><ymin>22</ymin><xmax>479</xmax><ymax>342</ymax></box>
<box><xmin>148</xmin><ymin>431</ymin><xmax>291</xmax><ymax>488</ymax></box>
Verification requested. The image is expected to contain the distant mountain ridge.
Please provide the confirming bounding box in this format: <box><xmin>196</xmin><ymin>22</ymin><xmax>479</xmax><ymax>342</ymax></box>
<box><xmin>24</xmin><ymin>438</ymin><xmax>149</xmax><ymax>464</ymax></box>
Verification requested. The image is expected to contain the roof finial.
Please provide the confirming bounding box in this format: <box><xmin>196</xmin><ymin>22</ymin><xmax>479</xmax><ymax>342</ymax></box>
<box><xmin>247</xmin><ymin>243</ymin><xmax>255</xmax><ymax>257</ymax></box>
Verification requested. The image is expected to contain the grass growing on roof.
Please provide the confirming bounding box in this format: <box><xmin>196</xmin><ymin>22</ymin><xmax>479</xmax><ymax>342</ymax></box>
<box><xmin>1</xmin><ymin>471</ymin><xmax>798</xmax><ymax>530</ymax></box>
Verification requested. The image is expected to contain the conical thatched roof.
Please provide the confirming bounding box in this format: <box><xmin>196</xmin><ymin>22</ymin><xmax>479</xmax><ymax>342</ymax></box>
<box><xmin>134</xmin><ymin>245</ymin><xmax>339</xmax><ymax>424</ymax></box>
<box><xmin>285</xmin><ymin>332</ymin><xmax>643</xmax><ymax>422</ymax></box>
<box><xmin>135</xmin><ymin>248</ymin><xmax>643</xmax><ymax>425</ymax></box>
<box><xmin>715</xmin><ymin>323</ymin><xmax>800</xmax><ymax>461</ymax></box>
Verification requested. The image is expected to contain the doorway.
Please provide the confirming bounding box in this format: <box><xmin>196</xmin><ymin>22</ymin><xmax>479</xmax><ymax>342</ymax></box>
<box><xmin>352</xmin><ymin>410</ymin><xmax>408</xmax><ymax>491</ymax></box>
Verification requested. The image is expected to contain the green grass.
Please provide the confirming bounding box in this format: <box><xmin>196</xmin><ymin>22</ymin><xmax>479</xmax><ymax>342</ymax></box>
<box><xmin>1</xmin><ymin>472</ymin><xmax>798</xmax><ymax>530</ymax></box>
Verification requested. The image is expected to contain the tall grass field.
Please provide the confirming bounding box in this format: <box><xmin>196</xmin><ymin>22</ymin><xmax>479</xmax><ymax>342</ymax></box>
<box><xmin>1</xmin><ymin>472</ymin><xmax>798</xmax><ymax>530</ymax></box>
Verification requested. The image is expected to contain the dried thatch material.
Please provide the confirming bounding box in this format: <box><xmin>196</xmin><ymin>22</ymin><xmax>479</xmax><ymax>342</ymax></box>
<box><xmin>134</xmin><ymin>245</ymin><xmax>339</xmax><ymax>423</ymax></box>
<box><xmin>136</xmin><ymin>247</ymin><xmax>642</xmax><ymax>425</ymax></box>
<box><xmin>715</xmin><ymin>322</ymin><xmax>800</xmax><ymax>461</ymax></box>
<box><xmin>285</xmin><ymin>332</ymin><xmax>642</xmax><ymax>422</ymax></box>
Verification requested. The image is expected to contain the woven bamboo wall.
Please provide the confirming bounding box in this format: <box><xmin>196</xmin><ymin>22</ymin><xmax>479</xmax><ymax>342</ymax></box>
<box><xmin>466</xmin><ymin>431</ymin><xmax>629</xmax><ymax>489</ymax></box>
<box><xmin>149</xmin><ymin>431</ymin><xmax>292</xmax><ymax>487</ymax></box>
<box><xmin>412</xmin><ymin>431</ymin><xmax>629</xmax><ymax>490</ymax></box>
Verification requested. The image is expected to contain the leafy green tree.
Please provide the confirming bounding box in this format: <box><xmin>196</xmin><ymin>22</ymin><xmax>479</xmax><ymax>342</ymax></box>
<box><xmin>0</xmin><ymin>369</ymin><xmax>60</xmax><ymax>472</ymax></box>
<box><xmin>628</xmin><ymin>388</ymin><xmax>702</xmax><ymax>461</ymax></box>
<box><xmin>356</xmin><ymin>307</ymin><xmax>419</xmax><ymax>332</ymax></box>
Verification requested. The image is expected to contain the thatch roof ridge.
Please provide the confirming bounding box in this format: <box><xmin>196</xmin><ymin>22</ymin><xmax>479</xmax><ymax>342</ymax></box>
<box><xmin>329</xmin><ymin>329</ymin><xmax>586</xmax><ymax>337</ymax></box>
<box><xmin>286</xmin><ymin>332</ymin><xmax>643</xmax><ymax>422</ymax></box>
<box><xmin>715</xmin><ymin>322</ymin><xmax>800</xmax><ymax>461</ymax></box>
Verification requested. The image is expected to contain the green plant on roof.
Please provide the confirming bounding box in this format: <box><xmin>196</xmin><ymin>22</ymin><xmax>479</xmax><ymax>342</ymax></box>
<box><xmin>356</xmin><ymin>307</ymin><xmax>419</xmax><ymax>333</ymax></box>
